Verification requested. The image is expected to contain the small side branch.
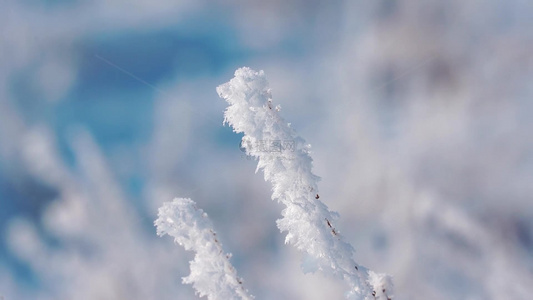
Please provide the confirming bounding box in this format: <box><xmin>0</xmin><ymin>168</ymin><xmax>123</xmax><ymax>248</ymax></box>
<box><xmin>155</xmin><ymin>198</ymin><xmax>254</xmax><ymax>300</ymax></box>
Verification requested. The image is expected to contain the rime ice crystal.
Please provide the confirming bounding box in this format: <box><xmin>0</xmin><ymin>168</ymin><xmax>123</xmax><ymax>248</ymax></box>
<box><xmin>155</xmin><ymin>198</ymin><xmax>253</xmax><ymax>300</ymax></box>
<box><xmin>217</xmin><ymin>67</ymin><xmax>392</xmax><ymax>300</ymax></box>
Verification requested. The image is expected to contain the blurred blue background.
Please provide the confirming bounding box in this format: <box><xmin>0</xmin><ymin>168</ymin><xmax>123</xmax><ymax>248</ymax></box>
<box><xmin>1</xmin><ymin>1</ymin><xmax>533</xmax><ymax>299</ymax></box>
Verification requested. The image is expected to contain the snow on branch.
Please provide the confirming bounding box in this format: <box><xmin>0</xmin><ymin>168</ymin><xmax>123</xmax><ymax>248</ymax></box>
<box><xmin>217</xmin><ymin>67</ymin><xmax>393</xmax><ymax>300</ymax></box>
<box><xmin>155</xmin><ymin>198</ymin><xmax>254</xmax><ymax>300</ymax></box>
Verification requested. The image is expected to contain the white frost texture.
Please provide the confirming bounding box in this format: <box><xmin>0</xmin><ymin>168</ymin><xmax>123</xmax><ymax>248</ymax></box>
<box><xmin>217</xmin><ymin>67</ymin><xmax>393</xmax><ymax>300</ymax></box>
<box><xmin>155</xmin><ymin>198</ymin><xmax>253</xmax><ymax>300</ymax></box>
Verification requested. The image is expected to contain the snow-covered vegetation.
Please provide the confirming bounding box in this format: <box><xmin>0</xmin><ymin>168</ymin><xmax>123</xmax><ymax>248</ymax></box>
<box><xmin>156</xmin><ymin>198</ymin><xmax>253</xmax><ymax>300</ymax></box>
<box><xmin>156</xmin><ymin>68</ymin><xmax>392</xmax><ymax>299</ymax></box>
<box><xmin>2</xmin><ymin>1</ymin><xmax>533</xmax><ymax>300</ymax></box>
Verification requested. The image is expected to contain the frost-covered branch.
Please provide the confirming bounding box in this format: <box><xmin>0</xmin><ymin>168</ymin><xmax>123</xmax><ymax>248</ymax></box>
<box><xmin>217</xmin><ymin>67</ymin><xmax>392</xmax><ymax>300</ymax></box>
<box><xmin>155</xmin><ymin>198</ymin><xmax>253</xmax><ymax>300</ymax></box>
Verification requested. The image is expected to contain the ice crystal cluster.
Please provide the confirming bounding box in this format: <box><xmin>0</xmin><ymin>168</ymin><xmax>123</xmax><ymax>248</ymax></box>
<box><xmin>156</xmin><ymin>198</ymin><xmax>253</xmax><ymax>300</ymax></box>
<box><xmin>156</xmin><ymin>67</ymin><xmax>393</xmax><ymax>300</ymax></box>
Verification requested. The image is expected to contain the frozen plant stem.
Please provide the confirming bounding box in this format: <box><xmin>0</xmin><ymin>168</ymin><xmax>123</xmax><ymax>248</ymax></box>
<box><xmin>155</xmin><ymin>198</ymin><xmax>253</xmax><ymax>300</ymax></box>
<box><xmin>217</xmin><ymin>67</ymin><xmax>393</xmax><ymax>300</ymax></box>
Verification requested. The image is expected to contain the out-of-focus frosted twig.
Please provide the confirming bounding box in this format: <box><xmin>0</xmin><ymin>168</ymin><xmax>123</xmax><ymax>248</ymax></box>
<box><xmin>7</xmin><ymin>128</ymin><xmax>190</xmax><ymax>300</ymax></box>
